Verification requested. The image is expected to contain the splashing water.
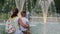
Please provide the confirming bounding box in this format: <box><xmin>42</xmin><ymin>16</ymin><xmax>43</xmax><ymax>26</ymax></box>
<box><xmin>39</xmin><ymin>0</ymin><xmax>54</xmax><ymax>23</ymax></box>
<box><xmin>39</xmin><ymin>0</ymin><xmax>56</xmax><ymax>34</ymax></box>
<box><xmin>15</xmin><ymin>0</ymin><xmax>57</xmax><ymax>34</ymax></box>
<box><xmin>15</xmin><ymin>0</ymin><xmax>25</xmax><ymax>17</ymax></box>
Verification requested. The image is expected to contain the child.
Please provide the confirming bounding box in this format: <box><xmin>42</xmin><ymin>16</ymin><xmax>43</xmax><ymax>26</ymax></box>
<box><xmin>20</xmin><ymin>11</ymin><xmax>30</xmax><ymax>34</ymax></box>
<box><xmin>5</xmin><ymin>8</ymin><xmax>23</xmax><ymax>34</ymax></box>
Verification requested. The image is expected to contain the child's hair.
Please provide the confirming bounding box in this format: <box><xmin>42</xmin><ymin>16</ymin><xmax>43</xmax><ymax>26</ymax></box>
<box><xmin>11</xmin><ymin>8</ymin><xmax>19</xmax><ymax>18</ymax></box>
<box><xmin>21</xmin><ymin>11</ymin><xmax>26</xmax><ymax>17</ymax></box>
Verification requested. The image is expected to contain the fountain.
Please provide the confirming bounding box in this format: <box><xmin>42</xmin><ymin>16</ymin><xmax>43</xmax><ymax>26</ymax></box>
<box><xmin>15</xmin><ymin>0</ymin><xmax>60</xmax><ymax>34</ymax></box>
<box><xmin>15</xmin><ymin>0</ymin><xmax>25</xmax><ymax>17</ymax></box>
<box><xmin>38</xmin><ymin>0</ymin><xmax>57</xmax><ymax>34</ymax></box>
<box><xmin>0</xmin><ymin>0</ymin><xmax>60</xmax><ymax>34</ymax></box>
<box><xmin>26</xmin><ymin>0</ymin><xmax>59</xmax><ymax>34</ymax></box>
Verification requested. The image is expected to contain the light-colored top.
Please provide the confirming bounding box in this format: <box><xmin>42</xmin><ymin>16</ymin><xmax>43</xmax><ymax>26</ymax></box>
<box><xmin>20</xmin><ymin>17</ymin><xmax>29</xmax><ymax>31</ymax></box>
<box><xmin>5</xmin><ymin>17</ymin><xmax>19</xmax><ymax>33</ymax></box>
<box><xmin>13</xmin><ymin>17</ymin><xmax>19</xmax><ymax>30</ymax></box>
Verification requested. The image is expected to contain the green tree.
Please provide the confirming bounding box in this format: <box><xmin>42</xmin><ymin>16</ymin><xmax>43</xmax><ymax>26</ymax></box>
<box><xmin>0</xmin><ymin>0</ymin><xmax>16</xmax><ymax>19</ymax></box>
<box><xmin>54</xmin><ymin>0</ymin><xmax>60</xmax><ymax>14</ymax></box>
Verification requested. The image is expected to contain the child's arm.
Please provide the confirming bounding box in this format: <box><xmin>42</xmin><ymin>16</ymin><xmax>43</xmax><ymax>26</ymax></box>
<box><xmin>26</xmin><ymin>19</ymin><xmax>30</xmax><ymax>30</ymax></box>
<box><xmin>18</xmin><ymin>18</ymin><xmax>29</xmax><ymax>28</ymax></box>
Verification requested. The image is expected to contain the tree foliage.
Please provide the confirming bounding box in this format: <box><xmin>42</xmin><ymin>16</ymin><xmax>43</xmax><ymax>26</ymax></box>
<box><xmin>54</xmin><ymin>0</ymin><xmax>60</xmax><ymax>14</ymax></box>
<box><xmin>0</xmin><ymin>0</ymin><xmax>60</xmax><ymax>19</ymax></box>
<box><xmin>0</xmin><ymin>0</ymin><xmax>16</xmax><ymax>19</ymax></box>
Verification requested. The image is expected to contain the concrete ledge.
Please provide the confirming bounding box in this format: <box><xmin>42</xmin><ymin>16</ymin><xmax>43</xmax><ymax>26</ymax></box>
<box><xmin>30</xmin><ymin>17</ymin><xmax>60</xmax><ymax>23</ymax></box>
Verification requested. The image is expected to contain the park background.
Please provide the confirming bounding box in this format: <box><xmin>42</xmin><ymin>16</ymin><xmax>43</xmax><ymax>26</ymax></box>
<box><xmin>0</xmin><ymin>0</ymin><xmax>60</xmax><ymax>34</ymax></box>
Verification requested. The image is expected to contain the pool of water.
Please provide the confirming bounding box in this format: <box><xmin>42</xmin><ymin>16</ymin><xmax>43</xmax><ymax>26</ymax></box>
<box><xmin>0</xmin><ymin>25</ymin><xmax>5</xmax><ymax>34</ymax></box>
<box><xmin>0</xmin><ymin>22</ymin><xmax>60</xmax><ymax>34</ymax></box>
<box><xmin>30</xmin><ymin>22</ymin><xmax>60</xmax><ymax>34</ymax></box>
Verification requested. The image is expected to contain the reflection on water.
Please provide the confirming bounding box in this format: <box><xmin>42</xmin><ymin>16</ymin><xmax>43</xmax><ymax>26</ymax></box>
<box><xmin>0</xmin><ymin>22</ymin><xmax>60</xmax><ymax>34</ymax></box>
<box><xmin>0</xmin><ymin>25</ymin><xmax>5</xmax><ymax>34</ymax></box>
<box><xmin>30</xmin><ymin>22</ymin><xmax>60</xmax><ymax>34</ymax></box>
